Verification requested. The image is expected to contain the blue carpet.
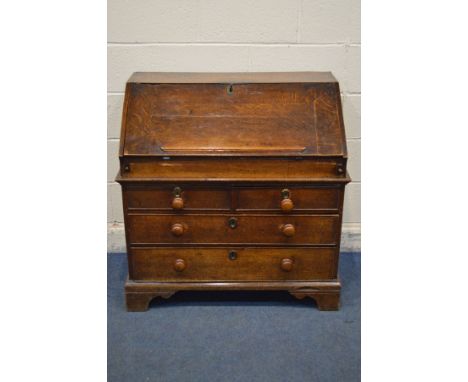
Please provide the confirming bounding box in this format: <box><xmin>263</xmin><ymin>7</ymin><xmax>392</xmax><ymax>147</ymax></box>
<box><xmin>108</xmin><ymin>252</ymin><xmax>360</xmax><ymax>382</ymax></box>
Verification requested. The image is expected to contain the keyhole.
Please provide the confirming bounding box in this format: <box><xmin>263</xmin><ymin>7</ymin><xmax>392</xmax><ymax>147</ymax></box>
<box><xmin>227</xmin><ymin>84</ymin><xmax>233</xmax><ymax>95</ymax></box>
<box><xmin>228</xmin><ymin>217</ymin><xmax>238</xmax><ymax>229</ymax></box>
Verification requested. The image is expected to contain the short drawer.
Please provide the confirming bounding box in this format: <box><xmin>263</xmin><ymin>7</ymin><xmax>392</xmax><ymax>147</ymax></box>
<box><xmin>236</xmin><ymin>186</ymin><xmax>341</xmax><ymax>212</ymax></box>
<box><xmin>126</xmin><ymin>214</ymin><xmax>339</xmax><ymax>245</ymax></box>
<box><xmin>125</xmin><ymin>186</ymin><xmax>231</xmax><ymax>211</ymax></box>
<box><xmin>130</xmin><ymin>247</ymin><xmax>337</xmax><ymax>281</ymax></box>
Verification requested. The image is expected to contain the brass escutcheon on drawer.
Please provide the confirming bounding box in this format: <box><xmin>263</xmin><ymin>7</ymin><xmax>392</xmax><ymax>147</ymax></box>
<box><xmin>228</xmin><ymin>217</ymin><xmax>238</xmax><ymax>229</ymax></box>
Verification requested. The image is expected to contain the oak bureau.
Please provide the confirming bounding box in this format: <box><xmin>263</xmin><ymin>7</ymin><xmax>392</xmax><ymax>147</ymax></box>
<box><xmin>116</xmin><ymin>72</ymin><xmax>351</xmax><ymax>311</ymax></box>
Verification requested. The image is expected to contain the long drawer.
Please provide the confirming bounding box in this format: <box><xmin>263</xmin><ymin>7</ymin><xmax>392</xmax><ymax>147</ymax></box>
<box><xmin>130</xmin><ymin>247</ymin><xmax>338</xmax><ymax>281</ymax></box>
<box><xmin>126</xmin><ymin>214</ymin><xmax>340</xmax><ymax>245</ymax></box>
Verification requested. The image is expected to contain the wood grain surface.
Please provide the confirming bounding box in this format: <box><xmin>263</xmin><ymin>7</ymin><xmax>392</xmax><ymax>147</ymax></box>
<box><xmin>117</xmin><ymin>72</ymin><xmax>350</xmax><ymax>311</ymax></box>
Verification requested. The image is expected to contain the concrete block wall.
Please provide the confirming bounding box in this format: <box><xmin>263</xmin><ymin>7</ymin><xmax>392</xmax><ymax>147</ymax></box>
<box><xmin>108</xmin><ymin>0</ymin><xmax>361</xmax><ymax>251</ymax></box>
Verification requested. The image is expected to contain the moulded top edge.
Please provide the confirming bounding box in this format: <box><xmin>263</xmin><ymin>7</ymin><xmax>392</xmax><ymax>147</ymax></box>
<box><xmin>127</xmin><ymin>72</ymin><xmax>338</xmax><ymax>84</ymax></box>
<box><xmin>115</xmin><ymin>174</ymin><xmax>352</xmax><ymax>184</ymax></box>
<box><xmin>119</xmin><ymin>153</ymin><xmax>347</xmax><ymax>158</ymax></box>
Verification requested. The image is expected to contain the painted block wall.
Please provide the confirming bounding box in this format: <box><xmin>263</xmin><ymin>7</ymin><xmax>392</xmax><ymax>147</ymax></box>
<box><xmin>107</xmin><ymin>0</ymin><xmax>361</xmax><ymax>251</ymax></box>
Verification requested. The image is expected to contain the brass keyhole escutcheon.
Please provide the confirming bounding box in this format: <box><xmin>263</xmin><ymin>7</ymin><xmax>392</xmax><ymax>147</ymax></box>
<box><xmin>173</xmin><ymin>186</ymin><xmax>182</xmax><ymax>197</ymax></box>
<box><xmin>228</xmin><ymin>250</ymin><xmax>237</xmax><ymax>260</ymax></box>
<box><xmin>227</xmin><ymin>84</ymin><xmax>234</xmax><ymax>95</ymax></box>
<box><xmin>228</xmin><ymin>217</ymin><xmax>238</xmax><ymax>229</ymax></box>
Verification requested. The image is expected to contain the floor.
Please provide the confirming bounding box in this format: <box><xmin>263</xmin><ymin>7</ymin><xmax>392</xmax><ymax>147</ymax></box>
<box><xmin>108</xmin><ymin>252</ymin><xmax>360</xmax><ymax>382</ymax></box>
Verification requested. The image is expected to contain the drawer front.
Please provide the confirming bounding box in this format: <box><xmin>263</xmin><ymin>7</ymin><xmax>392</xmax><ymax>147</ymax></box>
<box><xmin>125</xmin><ymin>187</ymin><xmax>230</xmax><ymax>211</ymax></box>
<box><xmin>236</xmin><ymin>187</ymin><xmax>340</xmax><ymax>212</ymax></box>
<box><xmin>130</xmin><ymin>247</ymin><xmax>337</xmax><ymax>281</ymax></box>
<box><xmin>127</xmin><ymin>214</ymin><xmax>339</xmax><ymax>245</ymax></box>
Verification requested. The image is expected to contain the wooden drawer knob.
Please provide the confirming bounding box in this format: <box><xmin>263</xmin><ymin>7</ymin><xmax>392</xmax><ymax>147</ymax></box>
<box><xmin>281</xmin><ymin>224</ymin><xmax>295</xmax><ymax>237</ymax></box>
<box><xmin>171</xmin><ymin>223</ymin><xmax>185</xmax><ymax>236</ymax></box>
<box><xmin>280</xmin><ymin>258</ymin><xmax>294</xmax><ymax>272</ymax></box>
<box><xmin>281</xmin><ymin>189</ymin><xmax>294</xmax><ymax>212</ymax></box>
<box><xmin>172</xmin><ymin>196</ymin><xmax>184</xmax><ymax>210</ymax></box>
<box><xmin>281</xmin><ymin>198</ymin><xmax>294</xmax><ymax>212</ymax></box>
<box><xmin>172</xmin><ymin>187</ymin><xmax>184</xmax><ymax>210</ymax></box>
<box><xmin>174</xmin><ymin>259</ymin><xmax>186</xmax><ymax>272</ymax></box>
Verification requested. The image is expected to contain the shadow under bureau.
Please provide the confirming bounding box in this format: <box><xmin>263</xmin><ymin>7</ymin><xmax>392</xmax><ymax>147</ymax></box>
<box><xmin>116</xmin><ymin>72</ymin><xmax>351</xmax><ymax>311</ymax></box>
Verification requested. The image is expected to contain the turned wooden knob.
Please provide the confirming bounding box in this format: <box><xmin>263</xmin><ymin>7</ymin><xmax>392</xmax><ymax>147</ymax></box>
<box><xmin>172</xmin><ymin>196</ymin><xmax>184</xmax><ymax>210</ymax></box>
<box><xmin>281</xmin><ymin>224</ymin><xmax>295</xmax><ymax>237</ymax></box>
<box><xmin>171</xmin><ymin>223</ymin><xmax>185</xmax><ymax>237</ymax></box>
<box><xmin>174</xmin><ymin>259</ymin><xmax>186</xmax><ymax>272</ymax></box>
<box><xmin>281</xmin><ymin>198</ymin><xmax>294</xmax><ymax>212</ymax></box>
<box><xmin>280</xmin><ymin>258</ymin><xmax>294</xmax><ymax>272</ymax></box>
